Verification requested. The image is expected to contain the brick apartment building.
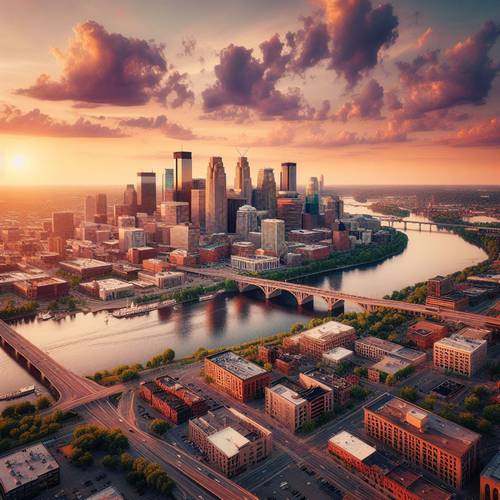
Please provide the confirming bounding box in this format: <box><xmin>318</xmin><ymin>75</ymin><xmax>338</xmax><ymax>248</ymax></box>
<box><xmin>407</xmin><ymin>320</ymin><xmax>449</xmax><ymax>349</ymax></box>
<box><xmin>299</xmin><ymin>369</ymin><xmax>356</xmax><ymax>407</ymax></box>
<box><xmin>433</xmin><ymin>335</ymin><xmax>487</xmax><ymax>377</ymax></box>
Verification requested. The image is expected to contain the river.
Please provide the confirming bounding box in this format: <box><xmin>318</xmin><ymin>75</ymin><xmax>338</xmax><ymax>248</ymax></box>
<box><xmin>0</xmin><ymin>199</ymin><xmax>487</xmax><ymax>403</ymax></box>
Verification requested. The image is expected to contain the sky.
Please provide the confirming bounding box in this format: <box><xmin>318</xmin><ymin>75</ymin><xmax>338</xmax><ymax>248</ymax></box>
<box><xmin>0</xmin><ymin>0</ymin><xmax>499</xmax><ymax>186</ymax></box>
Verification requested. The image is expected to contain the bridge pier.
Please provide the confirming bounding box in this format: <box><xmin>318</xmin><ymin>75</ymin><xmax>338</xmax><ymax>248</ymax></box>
<box><xmin>292</xmin><ymin>292</ymin><xmax>314</xmax><ymax>307</ymax></box>
<box><xmin>262</xmin><ymin>286</ymin><xmax>281</xmax><ymax>300</ymax></box>
<box><xmin>418</xmin><ymin>223</ymin><xmax>422</xmax><ymax>231</ymax></box>
<box><xmin>403</xmin><ymin>221</ymin><xmax>407</xmax><ymax>230</ymax></box>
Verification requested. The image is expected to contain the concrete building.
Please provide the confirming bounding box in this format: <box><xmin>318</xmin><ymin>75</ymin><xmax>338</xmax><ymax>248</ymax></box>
<box><xmin>118</xmin><ymin>227</ymin><xmax>145</xmax><ymax>252</ymax></box>
<box><xmin>283</xmin><ymin>321</ymin><xmax>356</xmax><ymax>359</ymax></box>
<box><xmin>123</xmin><ymin>184</ymin><xmax>138</xmax><ymax>214</ymax></box>
<box><xmin>191</xmin><ymin>178</ymin><xmax>206</xmax><ymax>231</ymax></box>
<box><xmin>407</xmin><ymin>320</ymin><xmax>449</xmax><ymax>349</ymax></box>
<box><xmin>137</xmin><ymin>270</ymin><xmax>185</xmax><ymax>288</ymax></box>
<box><xmin>322</xmin><ymin>347</ymin><xmax>353</xmax><ymax>366</ymax></box>
<box><xmin>364</xmin><ymin>393</ymin><xmax>481</xmax><ymax>489</ymax></box>
<box><xmin>95</xmin><ymin>193</ymin><xmax>107</xmax><ymax>222</ymax></box>
<box><xmin>305</xmin><ymin>177</ymin><xmax>320</xmax><ymax>216</ymax></box>
<box><xmin>427</xmin><ymin>276</ymin><xmax>454</xmax><ymax>297</ymax></box>
<box><xmin>265</xmin><ymin>378</ymin><xmax>332</xmax><ymax>432</ymax></box>
<box><xmin>169</xmin><ymin>223</ymin><xmax>200</xmax><ymax>252</ymax></box>
<box><xmin>276</xmin><ymin>195</ymin><xmax>303</xmax><ymax>233</ymax></box>
<box><xmin>236</xmin><ymin>205</ymin><xmax>258</xmax><ymax>240</ymax></box>
<box><xmin>261</xmin><ymin>219</ymin><xmax>285</xmax><ymax>257</ymax></box>
<box><xmin>480</xmin><ymin>451</ymin><xmax>500</xmax><ymax>500</ymax></box>
<box><xmin>368</xmin><ymin>356</ymin><xmax>412</xmax><ymax>383</ymax></box>
<box><xmin>188</xmin><ymin>407</ymin><xmax>272</xmax><ymax>477</ymax></box>
<box><xmin>60</xmin><ymin>258</ymin><xmax>112</xmax><ymax>279</ymax></box>
<box><xmin>234</xmin><ymin>157</ymin><xmax>253</xmax><ymax>204</ymax></box>
<box><xmin>231</xmin><ymin>241</ymin><xmax>257</xmax><ymax>258</ymax></box>
<box><xmin>160</xmin><ymin>201</ymin><xmax>189</xmax><ymax>225</ymax></box>
<box><xmin>0</xmin><ymin>444</ymin><xmax>60</xmax><ymax>499</ymax></box>
<box><xmin>280</xmin><ymin>162</ymin><xmax>297</xmax><ymax>192</ymax></box>
<box><xmin>205</xmin><ymin>157</ymin><xmax>227</xmax><ymax>234</ymax></box>
<box><xmin>117</xmin><ymin>215</ymin><xmax>135</xmax><ymax>228</ymax></box>
<box><xmin>84</xmin><ymin>195</ymin><xmax>96</xmax><ymax>222</ymax></box>
<box><xmin>254</xmin><ymin>168</ymin><xmax>277</xmax><ymax>217</ymax></box>
<box><xmin>355</xmin><ymin>336</ymin><xmax>426</xmax><ymax>365</ymax></box>
<box><xmin>136</xmin><ymin>172</ymin><xmax>156</xmax><ymax>215</ymax></box>
<box><xmin>80</xmin><ymin>278</ymin><xmax>134</xmax><ymax>301</ymax></box>
<box><xmin>227</xmin><ymin>195</ymin><xmax>247</xmax><ymax>233</ymax></box>
<box><xmin>328</xmin><ymin>431</ymin><xmax>452</xmax><ymax>500</ymax></box>
<box><xmin>433</xmin><ymin>335</ymin><xmax>487</xmax><ymax>377</ymax></box>
<box><xmin>456</xmin><ymin>327</ymin><xmax>492</xmax><ymax>344</ymax></box>
<box><xmin>52</xmin><ymin>211</ymin><xmax>74</xmax><ymax>240</ymax></box>
<box><xmin>204</xmin><ymin>350</ymin><xmax>271</xmax><ymax>402</ymax></box>
<box><xmin>230</xmin><ymin>255</ymin><xmax>280</xmax><ymax>273</ymax></box>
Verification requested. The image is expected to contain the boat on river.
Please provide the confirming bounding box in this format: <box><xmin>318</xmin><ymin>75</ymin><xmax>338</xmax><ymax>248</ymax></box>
<box><xmin>199</xmin><ymin>293</ymin><xmax>216</xmax><ymax>302</ymax></box>
<box><xmin>39</xmin><ymin>312</ymin><xmax>53</xmax><ymax>321</ymax></box>
<box><xmin>0</xmin><ymin>385</ymin><xmax>35</xmax><ymax>401</ymax></box>
<box><xmin>112</xmin><ymin>299</ymin><xmax>176</xmax><ymax>318</ymax></box>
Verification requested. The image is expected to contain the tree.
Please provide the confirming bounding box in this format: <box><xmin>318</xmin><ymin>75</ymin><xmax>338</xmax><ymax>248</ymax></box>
<box><xmin>162</xmin><ymin>348</ymin><xmax>175</xmax><ymax>363</ymax></box>
<box><xmin>351</xmin><ymin>385</ymin><xmax>368</xmax><ymax>400</ymax></box>
<box><xmin>472</xmin><ymin>385</ymin><xmax>490</xmax><ymax>400</ymax></box>
<box><xmin>353</xmin><ymin>367</ymin><xmax>367</xmax><ymax>378</ymax></box>
<box><xmin>263</xmin><ymin>362</ymin><xmax>273</xmax><ymax>372</ymax></box>
<box><xmin>150</xmin><ymin>419</ymin><xmax>170</xmax><ymax>436</ymax></box>
<box><xmin>464</xmin><ymin>395</ymin><xmax>480</xmax><ymax>411</ymax></box>
<box><xmin>35</xmin><ymin>396</ymin><xmax>51</xmax><ymax>411</ymax></box>
<box><xmin>458</xmin><ymin>412</ymin><xmax>476</xmax><ymax>430</ymax></box>
<box><xmin>420</xmin><ymin>395</ymin><xmax>436</xmax><ymax>411</ymax></box>
<box><xmin>483</xmin><ymin>404</ymin><xmax>500</xmax><ymax>424</ymax></box>
<box><xmin>120</xmin><ymin>369</ymin><xmax>139</xmax><ymax>382</ymax></box>
<box><xmin>478</xmin><ymin>418</ymin><xmax>493</xmax><ymax>434</ymax></box>
<box><xmin>400</xmin><ymin>386</ymin><xmax>417</xmax><ymax>403</ymax></box>
<box><xmin>289</xmin><ymin>323</ymin><xmax>304</xmax><ymax>334</ymax></box>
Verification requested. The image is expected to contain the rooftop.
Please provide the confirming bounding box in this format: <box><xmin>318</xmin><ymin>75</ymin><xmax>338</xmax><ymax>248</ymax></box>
<box><xmin>302</xmin><ymin>368</ymin><xmax>354</xmax><ymax>390</ymax></box>
<box><xmin>62</xmin><ymin>258</ymin><xmax>110</xmax><ymax>269</ymax></box>
<box><xmin>0</xmin><ymin>444</ymin><xmax>59</xmax><ymax>494</ymax></box>
<box><xmin>365</xmin><ymin>393</ymin><xmax>481</xmax><ymax>456</ymax></box>
<box><xmin>301</xmin><ymin>321</ymin><xmax>355</xmax><ymax>343</ymax></box>
<box><xmin>323</xmin><ymin>347</ymin><xmax>353</xmax><ymax>361</ymax></box>
<box><xmin>329</xmin><ymin>431</ymin><xmax>376</xmax><ymax>461</ymax></box>
<box><xmin>456</xmin><ymin>327</ymin><xmax>491</xmax><ymax>341</ymax></box>
<box><xmin>434</xmin><ymin>334</ymin><xmax>486</xmax><ymax>353</ymax></box>
<box><xmin>356</xmin><ymin>336</ymin><xmax>401</xmax><ymax>352</ymax></box>
<box><xmin>268</xmin><ymin>383</ymin><xmax>306</xmax><ymax>406</ymax></box>
<box><xmin>86</xmin><ymin>486</ymin><xmax>124</xmax><ymax>500</ymax></box>
<box><xmin>95</xmin><ymin>278</ymin><xmax>132</xmax><ymax>290</ymax></box>
<box><xmin>481</xmin><ymin>450</ymin><xmax>500</xmax><ymax>482</ymax></box>
<box><xmin>208</xmin><ymin>427</ymin><xmax>250</xmax><ymax>458</ymax></box>
<box><xmin>371</xmin><ymin>356</ymin><xmax>412</xmax><ymax>375</ymax></box>
<box><xmin>206</xmin><ymin>350</ymin><xmax>267</xmax><ymax>380</ymax></box>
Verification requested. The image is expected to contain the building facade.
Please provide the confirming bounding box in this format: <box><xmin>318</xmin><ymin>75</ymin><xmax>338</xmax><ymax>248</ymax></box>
<box><xmin>205</xmin><ymin>157</ymin><xmax>227</xmax><ymax>234</ymax></box>
<box><xmin>261</xmin><ymin>219</ymin><xmax>285</xmax><ymax>256</ymax></box>
<box><xmin>234</xmin><ymin>157</ymin><xmax>253</xmax><ymax>204</ymax></box>
<box><xmin>136</xmin><ymin>172</ymin><xmax>156</xmax><ymax>215</ymax></box>
<box><xmin>433</xmin><ymin>335</ymin><xmax>487</xmax><ymax>376</ymax></box>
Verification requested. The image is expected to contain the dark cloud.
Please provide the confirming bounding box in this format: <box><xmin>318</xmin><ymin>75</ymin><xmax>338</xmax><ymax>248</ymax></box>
<box><xmin>385</xmin><ymin>88</ymin><xmax>402</xmax><ymax>111</ymax></box>
<box><xmin>440</xmin><ymin>117</ymin><xmax>500</xmax><ymax>147</ymax></box>
<box><xmin>292</xmin><ymin>17</ymin><xmax>330</xmax><ymax>71</ymax></box>
<box><xmin>119</xmin><ymin>114</ymin><xmax>197</xmax><ymax>140</ymax></box>
<box><xmin>16</xmin><ymin>21</ymin><xmax>193</xmax><ymax>107</ymax></box>
<box><xmin>396</xmin><ymin>21</ymin><xmax>500</xmax><ymax>118</ymax></box>
<box><xmin>200</xmin><ymin>106</ymin><xmax>252</xmax><ymax>124</ymax></box>
<box><xmin>180</xmin><ymin>37</ymin><xmax>197</xmax><ymax>57</ymax></box>
<box><xmin>0</xmin><ymin>104</ymin><xmax>125</xmax><ymax>137</ymax></box>
<box><xmin>325</xmin><ymin>0</ymin><xmax>399</xmax><ymax>87</ymax></box>
<box><xmin>334</xmin><ymin>79</ymin><xmax>384</xmax><ymax>121</ymax></box>
<box><xmin>155</xmin><ymin>71</ymin><xmax>194</xmax><ymax>108</ymax></box>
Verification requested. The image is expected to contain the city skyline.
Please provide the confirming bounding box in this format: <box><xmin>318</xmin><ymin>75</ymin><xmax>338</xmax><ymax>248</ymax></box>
<box><xmin>0</xmin><ymin>0</ymin><xmax>499</xmax><ymax>186</ymax></box>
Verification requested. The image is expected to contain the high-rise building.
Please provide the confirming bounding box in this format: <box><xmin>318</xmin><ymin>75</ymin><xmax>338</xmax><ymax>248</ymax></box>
<box><xmin>95</xmin><ymin>193</ymin><xmax>107</xmax><ymax>222</ymax></box>
<box><xmin>319</xmin><ymin>174</ymin><xmax>324</xmax><ymax>195</ymax></box>
<box><xmin>305</xmin><ymin>177</ymin><xmax>320</xmax><ymax>215</ymax></box>
<box><xmin>234</xmin><ymin>157</ymin><xmax>253</xmax><ymax>204</ymax></box>
<box><xmin>254</xmin><ymin>168</ymin><xmax>277</xmax><ymax>217</ymax></box>
<box><xmin>173</xmin><ymin>151</ymin><xmax>192</xmax><ymax>210</ymax></box>
<box><xmin>261</xmin><ymin>219</ymin><xmax>285</xmax><ymax>256</ymax></box>
<box><xmin>205</xmin><ymin>157</ymin><xmax>227</xmax><ymax>234</ymax></box>
<box><xmin>191</xmin><ymin>179</ymin><xmax>206</xmax><ymax>232</ymax></box>
<box><xmin>123</xmin><ymin>184</ymin><xmax>138</xmax><ymax>215</ymax></box>
<box><xmin>136</xmin><ymin>172</ymin><xmax>156</xmax><ymax>215</ymax></box>
<box><xmin>160</xmin><ymin>201</ymin><xmax>189</xmax><ymax>226</ymax></box>
<box><xmin>52</xmin><ymin>212</ymin><xmax>74</xmax><ymax>240</ymax></box>
<box><xmin>170</xmin><ymin>223</ymin><xmax>200</xmax><ymax>253</ymax></box>
<box><xmin>277</xmin><ymin>193</ymin><xmax>303</xmax><ymax>233</ymax></box>
<box><xmin>118</xmin><ymin>227</ymin><xmax>146</xmax><ymax>252</ymax></box>
<box><xmin>162</xmin><ymin>168</ymin><xmax>175</xmax><ymax>201</ymax></box>
<box><xmin>236</xmin><ymin>205</ymin><xmax>258</xmax><ymax>240</ymax></box>
<box><xmin>227</xmin><ymin>194</ymin><xmax>247</xmax><ymax>233</ymax></box>
<box><xmin>280</xmin><ymin>162</ymin><xmax>297</xmax><ymax>192</ymax></box>
<box><xmin>84</xmin><ymin>196</ymin><xmax>96</xmax><ymax>222</ymax></box>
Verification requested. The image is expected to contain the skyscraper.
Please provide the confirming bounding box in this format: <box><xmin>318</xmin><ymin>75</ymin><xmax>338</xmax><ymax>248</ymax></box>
<box><xmin>277</xmin><ymin>194</ymin><xmax>303</xmax><ymax>232</ymax></box>
<box><xmin>124</xmin><ymin>184</ymin><xmax>138</xmax><ymax>214</ymax></box>
<box><xmin>173</xmin><ymin>151</ymin><xmax>192</xmax><ymax>211</ymax></box>
<box><xmin>254</xmin><ymin>168</ymin><xmax>277</xmax><ymax>217</ymax></box>
<box><xmin>305</xmin><ymin>177</ymin><xmax>320</xmax><ymax>215</ymax></box>
<box><xmin>227</xmin><ymin>194</ymin><xmax>247</xmax><ymax>233</ymax></box>
<box><xmin>137</xmin><ymin>172</ymin><xmax>156</xmax><ymax>215</ymax></box>
<box><xmin>160</xmin><ymin>201</ymin><xmax>190</xmax><ymax>226</ymax></box>
<box><xmin>280</xmin><ymin>162</ymin><xmax>297</xmax><ymax>192</ymax></box>
<box><xmin>234</xmin><ymin>157</ymin><xmax>253</xmax><ymax>204</ymax></box>
<box><xmin>236</xmin><ymin>205</ymin><xmax>258</xmax><ymax>240</ymax></box>
<box><xmin>52</xmin><ymin>212</ymin><xmax>74</xmax><ymax>240</ymax></box>
<box><xmin>261</xmin><ymin>219</ymin><xmax>285</xmax><ymax>257</ymax></box>
<box><xmin>319</xmin><ymin>174</ymin><xmax>324</xmax><ymax>195</ymax></box>
<box><xmin>84</xmin><ymin>195</ymin><xmax>95</xmax><ymax>222</ymax></box>
<box><xmin>191</xmin><ymin>178</ymin><xmax>206</xmax><ymax>231</ymax></box>
<box><xmin>205</xmin><ymin>157</ymin><xmax>227</xmax><ymax>234</ymax></box>
<box><xmin>96</xmin><ymin>193</ymin><xmax>107</xmax><ymax>222</ymax></box>
<box><xmin>162</xmin><ymin>168</ymin><xmax>175</xmax><ymax>201</ymax></box>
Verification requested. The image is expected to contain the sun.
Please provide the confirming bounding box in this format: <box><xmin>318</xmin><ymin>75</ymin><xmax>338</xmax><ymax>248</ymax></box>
<box><xmin>10</xmin><ymin>154</ymin><xmax>27</xmax><ymax>171</ymax></box>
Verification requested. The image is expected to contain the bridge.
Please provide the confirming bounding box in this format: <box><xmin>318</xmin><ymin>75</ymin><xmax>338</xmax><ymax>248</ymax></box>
<box><xmin>178</xmin><ymin>266</ymin><xmax>500</xmax><ymax>330</ymax></box>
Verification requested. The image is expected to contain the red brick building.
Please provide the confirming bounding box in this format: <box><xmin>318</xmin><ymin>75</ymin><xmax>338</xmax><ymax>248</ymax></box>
<box><xmin>139</xmin><ymin>381</ymin><xmax>191</xmax><ymax>424</ymax></box>
<box><xmin>14</xmin><ymin>277</ymin><xmax>69</xmax><ymax>300</ymax></box>
<box><xmin>155</xmin><ymin>375</ymin><xmax>208</xmax><ymax>417</ymax></box>
<box><xmin>407</xmin><ymin>320</ymin><xmax>448</xmax><ymax>349</ymax></box>
<box><xmin>480</xmin><ymin>451</ymin><xmax>500</xmax><ymax>500</ymax></box>
<box><xmin>127</xmin><ymin>246</ymin><xmax>157</xmax><ymax>264</ymax></box>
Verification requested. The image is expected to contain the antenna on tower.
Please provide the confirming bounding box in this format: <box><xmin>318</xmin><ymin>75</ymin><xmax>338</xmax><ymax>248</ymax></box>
<box><xmin>235</xmin><ymin>147</ymin><xmax>249</xmax><ymax>157</ymax></box>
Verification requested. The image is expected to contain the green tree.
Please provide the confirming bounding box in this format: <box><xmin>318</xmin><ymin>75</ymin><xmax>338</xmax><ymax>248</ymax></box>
<box><xmin>263</xmin><ymin>362</ymin><xmax>273</xmax><ymax>372</ymax></box>
<box><xmin>150</xmin><ymin>419</ymin><xmax>170</xmax><ymax>436</ymax></box>
<box><xmin>483</xmin><ymin>404</ymin><xmax>500</xmax><ymax>424</ymax></box>
<box><xmin>119</xmin><ymin>369</ymin><xmax>139</xmax><ymax>382</ymax></box>
<box><xmin>35</xmin><ymin>396</ymin><xmax>51</xmax><ymax>411</ymax></box>
<box><xmin>400</xmin><ymin>386</ymin><xmax>417</xmax><ymax>402</ymax></box>
<box><xmin>464</xmin><ymin>395</ymin><xmax>480</xmax><ymax>411</ymax></box>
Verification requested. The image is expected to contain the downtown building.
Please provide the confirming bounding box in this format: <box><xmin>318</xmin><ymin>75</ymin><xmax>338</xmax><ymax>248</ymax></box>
<box><xmin>205</xmin><ymin>157</ymin><xmax>227</xmax><ymax>234</ymax></box>
<box><xmin>354</xmin><ymin>336</ymin><xmax>426</xmax><ymax>365</ymax></box>
<box><xmin>236</xmin><ymin>205</ymin><xmax>258</xmax><ymax>240</ymax></box>
<box><xmin>136</xmin><ymin>172</ymin><xmax>156</xmax><ymax>215</ymax></box>
<box><xmin>191</xmin><ymin>178</ymin><xmax>206</xmax><ymax>231</ymax></box>
<box><xmin>261</xmin><ymin>219</ymin><xmax>285</xmax><ymax>257</ymax></box>
<box><xmin>280</xmin><ymin>162</ymin><xmax>297</xmax><ymax>192</ymax></box>
<box><xmin>52</xmin><ymin>212</ymin><xmax>74</xmax><ymax>240</ymax></box>
<box><xmin>204</xmin><ymin>350</ymin><xmax>271</xmax><ymax>402</ymax></box>
<box><xmin>253</xmin><ymin>168</ymin><xmax>277</xmax><ymax>217</ymax></box>
<box><xmin>433</xmin><ymin>335</ymin><xmax>487</xmax><ymax>377</ymax></box>
<box><xmin>364</xmin><ymin>393</ymin><xmax>480</xmax><ymax>489</ymax></box>
<box><xmin>173</xmin><ymin>151</ymin><xmax>193</xmax><ymax>212</ymax></box>
<box><xmin>234</xmin><ymin>156</ymin><xmax>253</xmax><ymax>204</ymax></box>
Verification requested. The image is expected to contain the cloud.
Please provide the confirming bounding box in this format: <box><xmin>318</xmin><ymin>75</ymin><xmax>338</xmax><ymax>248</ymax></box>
<box><xmin>416</xmin><ymin>27</ymin><xmax>432</xmax><ymax>49</ymax></box>
<box><xmin>119</xmin><ymin>114</ymin><xmax>197</xmax><ymax>140</ymax></box>
<box><xmin>200</xmin><ymin>106</ymin><xmax>252</xmax><ymax>124</ymax></box>
<box><xmin>155</xmin><ymin>70</ymin><xmax>194</xmax><ymax>108</ymax></box>
<box><xmin>16</xmin><ymin>21</ymin><xmax>193</xmax><ymax>107</ymax></box>
<box><xmin>325</xmin><ymin>0</ymin><xmax>399</xmax><ymax>87</ymax></box>
<box><xmin>440</xmin><ymin>117</ymin><xmax>500</xmax><ymax>147</ymax></box>
<box><xmin>291</xmin><ymin>16</ymin><xmax>330</xmax><ymax>71</ymax></box>
<box><xmin>180</xmin><ymin>37</ymin><xmax>197</xmax><ymax>57</ymax></box>
<box><xmin>0</xmin><ymin>104</ymin><xmax>125</xmax><ymax>137</ymax></box>
<box><xmin>333</xmin><ymin>79</ymin><xmax>384</xmax><ymax>121</ymax></box>
<box><xmin>396</xmin><ymin>21</ymin><xmax>500</xmax><ymax>118</ymax></box>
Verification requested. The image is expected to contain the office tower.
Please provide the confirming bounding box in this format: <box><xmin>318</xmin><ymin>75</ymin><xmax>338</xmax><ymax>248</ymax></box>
<box><xmin>136</xmin><ymin>172</ymin><xmax>156</xmax><ymax>215</ymax></box>
<box><xmin>162</xmin><ymin>168</ymin><xmax>175</xmax><ymax>201</ymax></box>
<box><xmin>205</xmin><ymin>157</ymin><xmax>227</xmax><ymax>234</ymax></box>
<box><xmin>277</xmin><ymin>193</ymin><xmax>303</xmax><ymax>233</ymax></box>
<box><xmin>234</xmin><ymin>157</ymin><xmax>253</xmax><ymax>204</ymax></box>
<box><xmin>319</xmin><ymin>174</ymin><xmax>324</xmax><ymax>195</ymax></box>
<box><xmin>118</xmin><ymin>227</ymin><xmax>145</xmax><ymax>252</ymax></box>
<box><xmin>84</xmin><ymin>196</ymin><xmax>96</xmax><ymax>222</ymax></box>
<box><xmin>160</xmin><ymin>201</ymin><xmax>189</xmax><ymax>226</ymax></box>
<box><xmin>170</xmin><ymin>223</ymin><xmax>200</xmax><ymax>252</ymax></box>
<box><xmin>261</xmin><ymin>219</ymin><xmax>285</xmax><ymax>256</ymax></box>
<box><xmin>254</xmin><ymin>168</ymin><xmax>277</xmax><ymax>217</ymax></box>
<box><xmin>280</xmin><ymin>162</ymin><xmax>297</xmax><ymax>192</ymax></box>
<box><xmin>95</xmin><ymin>193</ymin><xmax>107</xmax><ymax>222</ymax></box>
<box><xmin>117</xmin><ymin>216</ymin><xmax>136</xmax><ymax>228</ymax></box>
<box><xmin>227</xmin><ymin>194</ymin><xmax>247</xmax><ymax>233</ymax></box>
<box><xmin>236</xmin><ymin>205</ymin><xmax>258</xmax><ymax>240</ymax></box>
<box><xmin>191</xmin><ymin>179</ymin><xmax>206</xmax><ymax>231</ymax></box>
<box><xmin>305</xmin><ymin>177</ymin><xmax>320</xmax><ymax>215</ymax></box>
<box><xmin>52</xmin><ymin>212</ymin><xmax>74</xmax><ymax>240</ymax></box>
<box><xmin>123</xmin><ymin>184</ymin><xmax>138</xmax><ymax>215</ymax></box>
<box><xmin>173</xmin><ymin>151</ymin><xmax>192</xmax><ymax>211</ymax></box>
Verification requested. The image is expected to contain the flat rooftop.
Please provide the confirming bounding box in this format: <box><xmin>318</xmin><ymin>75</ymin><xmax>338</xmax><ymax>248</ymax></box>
<box><xmin>434</xmin><ymin>335</ymin><xmax>486</xmax><ymax>353</ymax></box>
<box><xmin>95</xmin><ymin>278</ymin><xmax>132</xmax><ymax>290</ymax></box>
<box><xmin>0</xmin><ymin>444</ymin><xmax>59</xmax><ymax>493</ymax></box>
<box><xmin>269</xmin><ymin>383</ymin><xmax>306</xmax><ymax>406</ymax></box>
<box><xmin>208</xmin><ymin>427</ymin><xmax>250</xmax><ymax>458</ymax></box>
<box><xmin>329</xmin><ymin>431</ymin><xmax>376</xmax><ymax>461</ymax></box>
<box><xmin>303</xmin><ymin>368</ymin><xmax>353</xmax><ymax>389</ymax></box>
<box><xmin>365</xmin><ymin>393</ymin><xmax>481</xmax><ymax>456</ymax></box>
<box><xmin>206</xmin><ymin>350</ymin><xmax>267</xmax><ymax>380</ymax></box>
<box><xmin>456</xmin><ymin>327</ymin><xmax>491</xmax><ymax>341</ymax></box>
<box><xmin>62</xmin><ymin>258</ymin><xmax>110</xmax><ymax>269</ymax></box>
<box><xmin>86</xmin><ymin>486</ymin><xmax>124</xmax><ymax>500</ymax></box>
<box><xmin>302</xmin><ymin>321</ymin><xmax>355</xmax><ymax>342</ymax></box>
<box><xmin>323</xmin><ymin>347</ymin><xmax>353</xmax><ymax>361</ymax></box>
<box><xmin>371</xmin><ymin>356</ymin><xmax>411</xmax><ymax>375</ymax></box>
<box><xmin>356</xmin><ymin>336</ymin><xmax>401</xmax><ymax>352</ymax></box>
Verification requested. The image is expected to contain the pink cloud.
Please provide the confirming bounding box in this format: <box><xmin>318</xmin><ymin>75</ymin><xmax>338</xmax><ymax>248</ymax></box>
<box><xmin>416</xmin><ymin>27</ymin><xmax>432</xmax><ymax>49</ymax></box>
<box><xmin>440</xmin><ymin>117</ymin><xmax>500</xmax><ymax>147</ymax></box>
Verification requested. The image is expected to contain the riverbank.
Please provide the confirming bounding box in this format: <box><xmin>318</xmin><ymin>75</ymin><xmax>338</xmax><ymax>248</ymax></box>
<box><xmin>369</xmin><ymin>202</ymin><xmax>410</xmax><ymax>218</ymax></box>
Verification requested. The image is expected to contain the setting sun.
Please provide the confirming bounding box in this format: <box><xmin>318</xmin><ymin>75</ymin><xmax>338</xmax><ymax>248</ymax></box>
<box><xmin>10</xmin><ymin>154</ymin><xmax>28</xmax><ymax>172</ymax></box>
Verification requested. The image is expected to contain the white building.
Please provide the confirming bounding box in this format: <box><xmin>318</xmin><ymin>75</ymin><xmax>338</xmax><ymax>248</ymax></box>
<box><xmin>231</xmin><ymin>255</ymin><xmax>280</xmax><ymax>273</ymax></box>
<box><xmin>433</xmin><ymin>335</ymin><xmax>487</xmax><ymax>376</ymax></box>
<box><xmin>119</xmin><ymin>227</ymin><xmax>145</xmax><ymax>252</ymax></box>
<box><xmin>137</xmin><ymin>270</ymin><xmax>185</xmax><ymax>288</ymax></box>
<box><xmin>261</xmin><ymin>219</ymin><xmax>285</xmax><ymax>257</ymax></box>
<box><xmin>322</xmin><ymin>347</ymin><xmax>353</xmax><ymax>365</ymax></box>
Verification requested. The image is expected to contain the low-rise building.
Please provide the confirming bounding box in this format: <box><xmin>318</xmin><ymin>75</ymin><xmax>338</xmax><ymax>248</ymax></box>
<box><xmin>137</xmin><ymin>270</ymin><xmax>185</xmax><ymax>289</ymax></box>
<box><xmin>433</xmin><ymin>335</ymin><xmax>487</xmax><ymax>377</ymax></box>
<box><xmin>204</xmin><ymin>351</ymin><xmax>271</xmax><ymax>402</ymax></box>
<box><xmin>328</xmin><ymin>431</ymin><xmax>451</xmax><ymax>500</ymax></box>
<box><xmin>142</xmin><ymin>258</ymin><xmax>169</xmax><ymax>273</ymax></box>
<box><xmin>296</xmin><ymin>244</ymin><xmax>330</xmax><ymax>260</ymax></box>
<box><xmin>355</xmin><ymin>336</ymin><xmax>426</xmax><ymax>365</ymax></box>
<box><xmin>456</xmin><ymin>326</ymin><xmax>492</xmax><ymax>344</ymax></box>
<box><xmin>0</xmin><ymin>444</ymin><xmax>60</xmax><ymax>499</ymax></box>
<box><xmin>299</xmin><ymin>368</ymin><xmax>356</xmax><ymax>407</ymax></box>
<box><xmin>368</xmin><ymin>356</ymin><xmax>412</xmax><ymax>383</ymax></box>
<box><xmin>155</xmin><ymin>375</ymin><xmax>208</xmax><ymax>416</ymax></box>
<box><xmin>13</xmin><ymin>276</ymin><xmax>69</xmax><ymax>300</ymax></box>
<box><xmin>407</xmin><ymin>320</ymin><xmax>449</xmax><ymax>349</ymax></box>
<box><xmin>139</xmin><ymin>381</ymin><xmax>190</xmax><ymax>424</ymax></box>
<box><xmin>60</xmin><ymin>258</ymin><xmax>112</xmax><ymax>279</ymax></box>
<box><xmin>322</xmin><ymin>347</ymin><xmax>353</xmax><ymax>366</ymax></box>
<box><xmin>230</xmin><ymin>255</ymin><xmax>280</xmax><ymax>273</ymax></box>
<box><xmin>188</xmin><ymin>407</ymin><xmax>272</xmax><ymax>477</ymax></box>
<box><xmin>480</xmin><ymin>450</ymin><xmax>500</xmax><ymax>500</ymax></box>
<box><xmin>80</xmin><ymin>278</ymin><xmax>134</xmax><ymax>301</ymax></box>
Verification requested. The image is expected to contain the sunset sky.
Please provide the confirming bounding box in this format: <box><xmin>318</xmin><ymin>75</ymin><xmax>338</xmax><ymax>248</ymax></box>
<box><xmin>0</xmin><ymin>0</ymin><xmax>499</xmax><ymax>186</ymax></box>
